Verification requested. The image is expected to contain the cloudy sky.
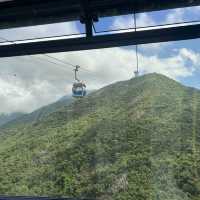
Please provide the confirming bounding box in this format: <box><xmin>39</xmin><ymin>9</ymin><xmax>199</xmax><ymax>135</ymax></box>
<box><xmin>0</xmin><ymin>6</ymin><xmax>200</xmax><ymax>114</ymax></box>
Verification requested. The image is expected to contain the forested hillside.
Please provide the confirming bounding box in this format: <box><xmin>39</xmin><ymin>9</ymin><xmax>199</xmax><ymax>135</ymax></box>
<box><xmin>0</xmin><ymin>73</ymin><xmax>200</xmax><ymax>200</ymax></box>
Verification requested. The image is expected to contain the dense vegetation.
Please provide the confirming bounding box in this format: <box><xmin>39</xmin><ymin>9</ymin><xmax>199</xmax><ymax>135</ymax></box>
<box><xmin>0</xmin><ymin>73</ymin><xmax>200</xmax><ymax>200</ymax></box>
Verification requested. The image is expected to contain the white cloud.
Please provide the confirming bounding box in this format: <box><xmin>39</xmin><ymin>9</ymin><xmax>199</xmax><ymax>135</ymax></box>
<box><xmin>0</xmin><ymin>22</ymin><xmax>79</xmax><ymax>41</ymax></box>
<box><xmin>164</xmin><ymin>6</ymin><xmax>200</xmax><ymax>25</ymax></box>
<box><xmin>111</xmin><ymin>13</ymin><xmax>156</xmax><ymax>30</ymax></box>
<box><xmin>165</xmin><ymin>8</ymin><xmax>185</xmax><ymax>24</ymax></box>
<box><xmin>136</xmin><ymin>13</ymin><xmax>156</xmax><ymax>27</ymax></box>
<box><xmin>178</xmin><ymin>48</ymin><xmax>200</xmax><ymax>65</ymax></box>
<box><xmin>139</xmin><ymin>51</ymin><xmax>194</xmax><ymax>79</ymax></box>
<box><xmin>111</xmin><ymin>15</ymin><xmax>134</xmax><ymax>30</ymax></box>
<box><xmin>110</xmin><ymin>13</ymin><xmax>166</xmax><ymax>52</ymax></box>
<box><xmin>111</xmin><ymin>13</ymin><xmax>156</xmax><ymax>31</ymax></box>
<box><xmin>0</xmin><ymin>78</ymin><xmax>63</xmax><ymax>113</ymax></box>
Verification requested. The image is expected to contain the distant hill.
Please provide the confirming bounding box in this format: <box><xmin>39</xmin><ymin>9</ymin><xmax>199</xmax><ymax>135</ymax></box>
<box><xmin>2</xmin><ymin>94</ymin><xmax>73</xmax><ymax>128</ymax></box>
<box><xmin>0</xmin><ymin>73</ymin><xmax>200</xmax><ymax>200</ymax></box>
<box><xmin>0</xmin><ymin>112</ymin><xmax>24</xmax><ymax>127</ymax></box>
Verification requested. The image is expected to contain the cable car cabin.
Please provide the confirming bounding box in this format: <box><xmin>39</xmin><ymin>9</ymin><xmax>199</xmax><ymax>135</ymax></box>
<box><xmin>72</xmin><ymin>82</ymin><xmax>86</xmax><ymax>97</ymax></box>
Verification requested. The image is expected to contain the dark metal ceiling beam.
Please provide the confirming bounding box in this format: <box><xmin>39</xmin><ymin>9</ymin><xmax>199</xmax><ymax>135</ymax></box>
<box><xmin>0</xmin><ymin>0</ymin><xmax>200</xmax><ymax>29</ymax></box>
<box><xmin>0</xmin><ymin>24</ymin><xmax>200</xmax><ymax>58</ymax></box>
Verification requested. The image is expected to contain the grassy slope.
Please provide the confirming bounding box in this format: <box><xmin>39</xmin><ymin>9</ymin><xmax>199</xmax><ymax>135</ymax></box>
<box><xmin>0</xmin><ymin>73</ymin><xmax>200</xmax><ymax>200</ymax></box>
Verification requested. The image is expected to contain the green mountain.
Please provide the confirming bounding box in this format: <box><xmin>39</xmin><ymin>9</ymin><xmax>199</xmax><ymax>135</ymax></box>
<box><xmin>0</xmin><ymin>73</ymin><xmax>200</xmax><ymax>200</ymax></box>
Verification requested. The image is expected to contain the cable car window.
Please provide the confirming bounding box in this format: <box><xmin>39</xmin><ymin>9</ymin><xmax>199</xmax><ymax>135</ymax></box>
<box><xmin>0</xmin><ymin>3</ymin><xmax>200</xmax><ymax>200</ymax></box>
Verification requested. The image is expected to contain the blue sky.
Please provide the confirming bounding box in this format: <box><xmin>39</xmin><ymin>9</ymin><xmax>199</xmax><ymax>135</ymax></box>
<box><xmin>0</xmin><ymin>6</ymin><xmax>200</xmax><ymax>113</ymax></box>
